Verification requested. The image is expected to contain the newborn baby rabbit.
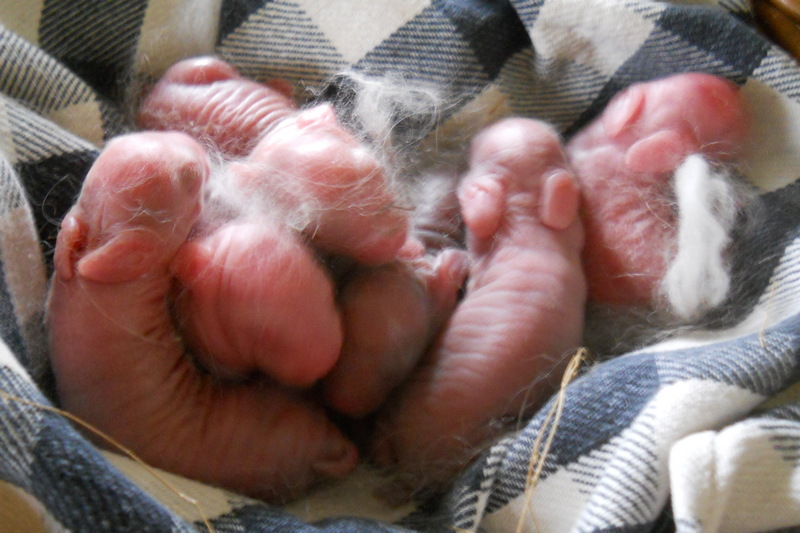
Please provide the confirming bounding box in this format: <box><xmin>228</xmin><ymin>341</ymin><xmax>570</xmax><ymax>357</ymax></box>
<box><xmin>48</xmin><ymin>57</ymin><xmax>472</xmax><ymax>501</ymax></box>
<box><xmin>46</xmin><ymin>56</ymin><xmax>749</xmax><ymax>502</ymax></box>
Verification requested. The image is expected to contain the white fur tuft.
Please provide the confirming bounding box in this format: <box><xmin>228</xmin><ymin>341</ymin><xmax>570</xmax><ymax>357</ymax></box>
<box><xmin>662</xmin><ymin>154</ymin><xmax>738</xmax><ymax>320</ymax></box>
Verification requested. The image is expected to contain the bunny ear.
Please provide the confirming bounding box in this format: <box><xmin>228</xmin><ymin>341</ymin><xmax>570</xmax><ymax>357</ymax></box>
<box><xmin>602</xmin><ymin>85</ymin><xmax>646</xmax><ymax>138</ymax></box>
<box><xmin>458</xmin><ymin>174</ymin><xmax>506</xmax><ymax>240</ymax></box>
<box><xmin>624</xmin><ymin>129</ymin><xmax>692</xmax><ymax>174</ymax></box>
<box><xmin>54</xmin><ymin>213</ymin><xmax>87</xmax><ymax>282</ymax></box>
<box><xmin>76</xmin><ymin>231</ymin><xmax>158</xmax><ymax>284</ymax></box>
<box><xmin>540</xmin><ymin>169</ymin><xmax>580</xmax><ymax>231</ymax></box>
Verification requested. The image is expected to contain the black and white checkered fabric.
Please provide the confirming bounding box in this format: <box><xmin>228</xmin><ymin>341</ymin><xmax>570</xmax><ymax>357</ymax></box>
<box><xmin>1</xmin><ymin>0</ymin><xmax>799</xmax><ymax>531</ymax></box>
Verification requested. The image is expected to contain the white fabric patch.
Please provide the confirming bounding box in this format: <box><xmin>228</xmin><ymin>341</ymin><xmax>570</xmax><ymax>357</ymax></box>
<box><xmin>0</xmin><ymin>203</ymin><xmax>48</xmax><ymax>376</ymax></box>
<box><xmin>743</xmin><ymin>59</ymin><xmax>800</xmax><ymax>192</ymax></box>
<box><xmin>47</xmin><ymin>101</ymin><xmax>105</xmax><ymax>148</ymax></box>
<box><xmin>481</xmin><ymin>451</ymin><xmax>593</xmax><ymax>532</ymax></box>
<box><xmin>0</xmin><ymin>204</ymin><xmax>47</xmax><ymax>328</ymax></box>
<box><xmin>285</xmin><ymin>465</ymin><xmax>415</xmax><ymax>523</ymax></box>
<box><xmin>0</xmin><ymin>4</ymin><xmax>44</xmax><ymax>45</ymax></box>
<box><xmin>671</xmin><ymin>419</ymin><xmax>800</xmax><ymax>532</ymax></box>
<box><xmin>0</xmin><ymin>98</ymin><xmax>16</xmax><ymax>165</ymax></box>
<box><xmin>0</xmin><ymin>341</ymin><xmax>31</xmax><ymax>389</ymax></box>
<box><xmin>102</xmin><ymin>451</ymin><xmax>251</xmax><ymax>523</ymax></box>
<box><xmin>135</xmin><ymin>0</ymin><xmax>223</xmax><ymax>78</ymax></box>
<box><xmin>298</xmin><ymin>0</ymin><xmax>431</xmax><ymax>64</ymax></box>
<box><xmin>531</xmin><ymin>0</ymin><xmax>656</xmax><ymax>75</ymax></box>
<box><xmin>217</xmin><ymin>1</ymin><xmax>348</xmax><ymax>87</ymax></box>
<box><xmin>486</xmin><ymin>380</ymin><xmax>763</xmax><ymax>533</ymax></box>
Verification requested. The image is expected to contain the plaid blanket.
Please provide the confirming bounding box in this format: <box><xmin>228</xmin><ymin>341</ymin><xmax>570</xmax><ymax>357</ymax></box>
<box><xmin>1</xmin><ymin>0</ymin><xmax>799</xmax><ymax>531</ymax></box>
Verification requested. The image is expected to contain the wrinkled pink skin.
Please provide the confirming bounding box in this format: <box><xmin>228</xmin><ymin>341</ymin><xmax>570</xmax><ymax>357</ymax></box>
<box><xmin>168</xmin><ymin>106</ymin><xmax>411</xmax><ymax>383</ymax></box>
<box><xmin>47</xmin><ymin>133</ymin><xmax>359</xmax><ymax>502</ymax></box>
<box><xmin>171</xmin><ymin>219</ymin><xmax>343</xmax><ymax>386</ymax></box>
<box><xmin>568</xmin><ymin>74</ymin><xmax>749</xmax><ymax>306</ymax></box>
<box><xmin>230</xmin><ymin>103</ymin><xmax>410</xmax><ymax>265</ymax></box>
<box><xmin>48</xmin><ymin>56</ymin><xmax>747</xmax><ymax>503</ymax></box>
<box><xmin>141</xmin><ymin>57</ymin><xmax>409</xmax><ymax>265</ymax></box>
<box><xmin>372</xmin><ymin>119</ymin><xmax>586</xmax><ymax>493</ymax></box>
<box><xmin>48</xmin><ymin>57</ymin><xmax>421</xmax><ymax>501</ymax></box>
<box><xmin>47</xmin><ymin>57</ymin><xmax>460</xmax><ymax>502</ymax></box>
<box><xmin>324</xmin><ymin>176</ymin><xmax>471</xmax><ymax>418</ymax></box>
<box><xmin>141</xmin><ymin>57</ymin><xmax>470</xmax><ymax>418</ymax></box>
<box><xmin>324</xmin><ymin>250</ymin><xmax>470</xmax><ymax>417</ymax></box>
<box><xmin>137</xmin><ymin>57</ymin><xmax>297</xmax><ymax>158</ymax></box>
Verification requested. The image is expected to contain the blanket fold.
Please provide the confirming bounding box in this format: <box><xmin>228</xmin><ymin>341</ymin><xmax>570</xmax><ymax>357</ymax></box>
<box><xmin>1</xmin><ymin>1</ymin><xmax>799</xmax><ymax>531</ymax></box>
